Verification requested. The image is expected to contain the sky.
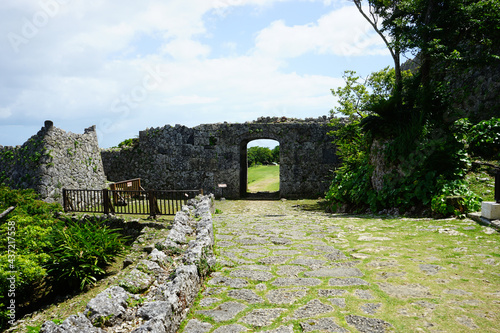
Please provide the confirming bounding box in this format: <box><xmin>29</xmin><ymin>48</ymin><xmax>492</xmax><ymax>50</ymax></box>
<box><xmin>0</xmin><ymin>0</ymin><xmax>393</xmax><ymax>148</ymax></box>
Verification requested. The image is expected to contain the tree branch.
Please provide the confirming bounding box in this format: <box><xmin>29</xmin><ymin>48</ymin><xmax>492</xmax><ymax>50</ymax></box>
<box><xmin>0</xmin><ymin>206</ymin><xmax>15</xmax><ymax>220</ymax></box>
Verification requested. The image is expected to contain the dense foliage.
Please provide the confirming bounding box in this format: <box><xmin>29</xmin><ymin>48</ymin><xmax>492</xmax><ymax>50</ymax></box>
<box><xmin>0</xmin><ymin>186</ymin><xmax>129</xmax><ymax>329</ymax></box>
<box><xmin>325</xmin><ymin>0</ymin><xmax>499</xmax><ymax>216</ymax></box>
<box><xmin>247</xmin><ymin>146</ymin><xmax>279</xmax><ymax>167</ymax></box>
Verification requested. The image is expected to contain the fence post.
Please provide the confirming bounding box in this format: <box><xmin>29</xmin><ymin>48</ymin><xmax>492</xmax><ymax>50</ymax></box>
<box><xmin>148</xmin><ymin>190</ymin><xmax>159</xmax><ymax>218</ymax></box>
<box><xmin>496</xmin><ymin>169</ymin><xmax>499</xmax><ymax>204</ymax></box>
<box><xmin>62</xmin><ymin>189</ymin><xmax>67</xmax><ymax>212</ymax></box>
<box><xmin>103</xmin><ymin>189</ymin><xmax>109</xmax><ymax>214</ymax></box>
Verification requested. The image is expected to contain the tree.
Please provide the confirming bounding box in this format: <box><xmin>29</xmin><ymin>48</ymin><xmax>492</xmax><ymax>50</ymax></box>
<box><xmin>247</xmin><ymin>146</ymin><xmax>274</xmax><ymax>167</ymax></box>
<box><xmin>352</xmin><ymin>0</ymin><xmax>500</xmax><ymax>119</ymax></box>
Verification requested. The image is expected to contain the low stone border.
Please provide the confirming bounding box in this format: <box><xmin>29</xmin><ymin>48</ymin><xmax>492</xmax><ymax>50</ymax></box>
<box><xmin>467</xmin><ymin>212</ymin><xmax>500</xmax><ymax>231</ymax></box>
<box><xmin>40</xmin><ymin>195</ymin><xmax>216</xmax><ymax>333</ymax></box>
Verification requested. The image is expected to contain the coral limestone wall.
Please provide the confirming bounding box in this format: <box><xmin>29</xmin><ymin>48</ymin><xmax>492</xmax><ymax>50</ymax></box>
<box><xmin>0</xmin><ymin>121</ymin><xmax>107</xmax><ymax>203</ymax></box>
<box><xmin>102</xmin><ymin>117</ymin><xmax>339</xmax><ymax>199</ymax></box>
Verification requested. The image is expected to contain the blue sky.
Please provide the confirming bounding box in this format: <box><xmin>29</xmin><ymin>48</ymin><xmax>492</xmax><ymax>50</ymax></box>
<box><xmin>0</xmin><ymin>0</ymin><xmax>393</xmax><ymax>148</ymax></box>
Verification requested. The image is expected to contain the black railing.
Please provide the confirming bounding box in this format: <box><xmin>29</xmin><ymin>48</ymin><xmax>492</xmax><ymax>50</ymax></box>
<box><xmin>63</xmin><ymin>189</ymin><xmax>203</xmax><ymax>217</ymax></box>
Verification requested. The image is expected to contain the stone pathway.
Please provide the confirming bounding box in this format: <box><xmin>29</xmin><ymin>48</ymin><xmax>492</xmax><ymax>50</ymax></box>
<box><xmin>181</xmin><ymin>200</ymin><xmax>500</xmax><ymax>332</ymax></box>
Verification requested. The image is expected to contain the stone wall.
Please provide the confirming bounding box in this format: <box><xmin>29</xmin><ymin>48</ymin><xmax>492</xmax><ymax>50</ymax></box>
<box><xmin>40</xmin><ymin>195</ymin><xmax>215</xmax><ymax>333</ymax></box>
<box><xmin>102</xmin><ymin>116</ymin><xmax>339</xmax><ymax>199</ymax></box>
<box><xmin>0</xmin><ymin>121</ymin><xmax>107</xmax><ymax>203</ymax></box>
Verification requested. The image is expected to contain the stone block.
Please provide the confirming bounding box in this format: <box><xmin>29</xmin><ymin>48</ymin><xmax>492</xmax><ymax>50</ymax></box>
<box><xmin>482</xmin><ymin>201</ymin><xmax>500</xmax><ymax>220</ymax></box>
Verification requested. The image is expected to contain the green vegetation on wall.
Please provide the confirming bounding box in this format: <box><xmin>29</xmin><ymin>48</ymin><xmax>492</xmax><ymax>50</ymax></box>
<box><xmin>0</xmin><ymin>186</ymin><xmax>129</xmax><ymax>330</ymax></box>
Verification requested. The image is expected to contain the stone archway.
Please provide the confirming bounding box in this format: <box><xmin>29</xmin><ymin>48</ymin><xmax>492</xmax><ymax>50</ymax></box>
<box><xmin>102</xmin><ymin>117</ymin><xmax>339</xmax><ymax>199</ymax></box>
<box><xmin>239</xmin><ymin>138</ymin><xmax>281</xmax><ymax>198</ymax></box>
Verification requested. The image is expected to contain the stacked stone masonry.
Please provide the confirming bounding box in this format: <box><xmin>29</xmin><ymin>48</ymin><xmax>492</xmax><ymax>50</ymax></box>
<box><xmin>0</xmin><ymin>121</ymin><xmax>106</xmax><ymax>203</ymax></box>
<box><xmin>40</xmin><ymin>194</ymin><xmax>216</xmax><ymax>333</ymax></box>
<box><xmin>0</xmin><ymin>117</ymin><xmax>338</xmax><ymax>201</ymax></box>
<box><xmin>102</xmin><ymin>116</ymin><xmax>339</xmax><ymax>199</ymax></box>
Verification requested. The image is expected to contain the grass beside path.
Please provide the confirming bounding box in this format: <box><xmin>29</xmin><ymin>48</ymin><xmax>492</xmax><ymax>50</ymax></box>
<box><xmin>180</xmin><ymin>199</ymin><xmax>500</xmax><ymax>333</ymax></box>
<box><xmin>247</xmin><ymin>165</ymin><xmax>279</xmax><ymax>192</ymax></box>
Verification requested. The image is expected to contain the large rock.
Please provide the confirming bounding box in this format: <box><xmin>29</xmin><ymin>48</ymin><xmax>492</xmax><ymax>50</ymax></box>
<box><xmin>40</xmin><ymin>313</ymin><xmax>104</xmax><ymax>333</ymax></box>
<box><xmin>84</xmin><ymin>286</ymin><xmax>130</xmax><ymax>327</ymax></box>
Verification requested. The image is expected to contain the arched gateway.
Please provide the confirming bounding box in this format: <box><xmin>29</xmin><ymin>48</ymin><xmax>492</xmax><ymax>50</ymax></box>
<box><xmin>102</xmin><ymin>117</ymin><xmax>339</xmax><ymax>199</ymax></box>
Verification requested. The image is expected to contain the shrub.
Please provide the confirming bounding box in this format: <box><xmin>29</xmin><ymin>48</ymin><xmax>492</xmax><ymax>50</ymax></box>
<box><xmin>46</xmin><ymin>218</ymin><xmax>129</xmax><ymax>290</ymax></box>
<box><xmin>468</xmin><ymin>117</ymin><xmax>500</xmax><ymax>160</ymax></box>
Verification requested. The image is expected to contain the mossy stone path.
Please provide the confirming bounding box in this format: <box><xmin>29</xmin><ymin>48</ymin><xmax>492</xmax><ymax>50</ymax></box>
<box><xmin>181</xmin><ymin>200</ymin><xmax>500</xmax><ymax>332</ymax></box>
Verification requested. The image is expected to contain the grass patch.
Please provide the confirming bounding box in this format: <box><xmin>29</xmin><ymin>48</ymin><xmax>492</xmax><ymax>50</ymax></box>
<box><xmin>247</xmin><ymin>165</ymin><xmax>279</xmax><ymax>193</ymax></box>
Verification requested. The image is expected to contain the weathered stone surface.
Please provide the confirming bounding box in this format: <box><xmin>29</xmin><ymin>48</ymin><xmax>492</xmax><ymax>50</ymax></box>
<box><xmin>292</xmin><ymin>299</ymin><xmax>333</xmax><ymax>319</ymax></box>
<box><xmin>259</xmin><ymin>256</ymin><xmax>291</xmax><ymax>265</ymax></box>
<box><xmin>208</xmin><ymin>276</ymin><xmax>248</xmax><ymax>288</ymax></box>
<box><xmin>40</xmin><ymin>313</ymin><xmax>105</xmax><ymax>333</ymax></box>
<box><xmin>289</xmin><ymin>258</ymin><xmax>326</xmax><ymax>268</ymax></box>
<box><xmin>212</xmin><ymin>324</ymin><xmax>248</xmax><ymax>333</ymax></box>
<box><xmin>230</xmin><ymin>269</ymin><xmax>274</xmax><ymax>281</ymax></box>
<box><xmin>378</xmin><ymin>283</ymin><xmax>432</xmax><ymax>298</ymax></box>
<box><xmin>266</xmin><ymin>289</ymin><xmax>307</xmax><ymax>304</ymax></box>
<box><xmin>443</xmin><ymin>289</ymin><xmax>473</xmax><ymax>296</ymax></box>
<box><xmin>318</xmin><ymin>289</ymin><xmax>347</xmax><ymax>297</ymax></box>
<box><xmin>183</xmin><ymin>319</ymin><xmax>213</xmax><ymax>333</ymax></box>
<box><xmin>239</xmin><ymin>308</ymin><xmax>286</xmax><ymax>327</ymax></box>
<box><xmin>276</xmin><ymin>265</ymin><xmax>306</xmax><ymax>277</ymax></box>
<box><xmin>228</xmin><ymin>289</ymin><xmax>264</xmax><ymax>304</ymax></box>
<box><xmin>137</xmin><ymin>301</ymin><xmax>172</xmax><ymax>320</ymax></box>
<box><xmin>199</xmin><ymin>297</ymin><xmax>221</xmax><ymax>307</ymax></box>
<box><xmin>419</xmin><ymin>264</ymin><xmax>443</xmax><ymax>275</ymax></box>
<box><xmin>137</xmin><ymin>259</ymin><xmax>165</xmax><ymax>275</ymax></box>
<box><xmin>84</xmin><ymin>286</ymin><xmax>130</xmax><ymax>326</ymax></box>
<box><xmin>261</xmin><ymin>325</ymin><xmax>294</xmax><ymax>333</ymax></box>
<box><xmin>149</xmin><ymin>248</ymin><xmax>171</xmax><ymax>266</ymax></box>
<box><xmin>0</xmin><ymin>122</ymin><xmax>106</xmax><ymax>204</ymax></box>
<box><xmin>118</xmin><ymin>268</ymin><xmax>155</xmax><ymax>294</ymax></box>
<box><xmin>197</xmin><ymin>302</ymin><xmax>247</xmax><ymax>322</ymax></box>
<box><xmin>101</xmin><ymin>118</ymin><xmax>338</xmax><ymax>199</ymax></box>
<box><xmin>301</xmin><ymin>318</ymin><xmax>348</xmax><ymax>332</ymax></box>
<box><xmin>328</xmin><ymin>298</ymin><xmax>346</xmax><ymax>308</ymax></box>
<box><xmin>329</xmin><ymin>278</ymin><xmax>370</xmax><ymax>286</ymax></box>
<box><xmin>345</xmin><ymin>315</ymin><xmax>393</xmax><ymax>333</ymax></box>
<box><xmin>304</xmin><ymin>267</ymin><xmax>363</xmax><ymax>277</ymax></box>
<box><xmin>360</xmin><ymin>303</ymin><xmax>382</xmax><ymax>314</ymax></box>
<box><xmin>355</xmin><ymin>289</ymin><xmax>375</xmax><ymax>300</ymax></box>
<box><xmin>272</xmin><ymin>278</ymin><xmax>322</xmax><ymax>287</ymax></box>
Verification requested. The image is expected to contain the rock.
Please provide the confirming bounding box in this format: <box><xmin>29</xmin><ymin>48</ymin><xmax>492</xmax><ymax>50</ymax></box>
<box><xmin>239</xmin><ymin>308</ymin><xmax>286</xmax><ymax>327</ymax></box>
<box><xmin>419</xmin><ymin>264</ymin><xmax>443</xmax><ymax>275</ymax></box>
<box><xmin>227</xmin><ymin>289</ymin><xmax>264</xmax><ymax>304</ymax></box>
<box><xmin>292</xmin><ymin>299</ymin><xmax>333</xmax><ymax>319</ymax></box>
<box><xmin>329</xmin><ymin>278</ymin><xmax>370</xmax><ymax>286</ymax></box>
<box><xmin>197</xmin><ymin>302</ymin><xmax>247</xmax><ymax>322</ymax></box>
<box><xmin>137</xmin><ymin>259</ymin><xmax>165</xmax><ymax>275</ymax></box>
<box><xmin>378</xmin><ymin>283</ymin><xmax>432</xmax><ymax>299</ymax></box>
<box><xmin>84</xmin><ymin>286</ymin><xmax>130</xmax><ymax>327</ymax></box>
<box><xmin>266</xmin><ymin>289</ymin><xmax>307</xmax><ymax>304</ymax></box>
<box><xmin>137</xmin><ymin>301</ymin><xmax>172</xmax><ymax>320</ymax></box>
<box><xmin>301</xmin><ymin>318</ymin><xmax>348</xmax><ymax>332</ymax></box>
<box><xmin>345</xmin><ymin>315</ymin><xmax>393</xmax><ymax>333</ymax></box>
<box><xmin>304</xmin><ymin>267</ymin><xmax>363</xmax><ymax>277</ymax></box>
<box><xmin>40</xmin><ymin>313</ymin><xmax>105</xmax><ymax>333</ymax></box>
<box><xmin>183</xmin><ymin>319</ymin><xmax>213</xmax><ymax>333</ymax></box>
<box><xmin>118</xmin><ymin>268</ymin><xmax>154</xmax><ymax>294</ymax></box>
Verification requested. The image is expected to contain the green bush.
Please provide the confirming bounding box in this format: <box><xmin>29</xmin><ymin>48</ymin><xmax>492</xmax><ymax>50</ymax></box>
<box><xmin>46</xmin><ymin>218</ymin><xmax>129</xmax><ymax>290</ymax></box>
<box><xmin>468</xmin><ymin>117</ymin><xmax>500</xmax><ymax>160</ymax></box>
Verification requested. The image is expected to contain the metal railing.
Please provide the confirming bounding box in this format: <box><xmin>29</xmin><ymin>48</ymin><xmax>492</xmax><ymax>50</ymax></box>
<box><xmin>62</xmin><ymin>188</ymin><xmax>203</xmax><ymax>217</ymax></box>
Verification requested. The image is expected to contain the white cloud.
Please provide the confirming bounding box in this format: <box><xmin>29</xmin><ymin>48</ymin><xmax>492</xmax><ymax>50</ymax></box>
<box><xmin>254</xmin><ymin>5</ymin><xmax>388</xmax><ymax>58</ymax></box>
<box><xmin>0</xmin><ymin>107</ymin><xmax>12</xmax><ymax>119</ymax></box>
<box><xmin>0</xmin><ymin>0</ymin><xmax>392</xmax><ymax>147</ymax></box>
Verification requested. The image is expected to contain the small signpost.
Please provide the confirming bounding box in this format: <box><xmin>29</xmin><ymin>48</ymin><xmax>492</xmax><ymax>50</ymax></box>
<box><xmin>218</xmin><ymin>183</ymin><xmax>227</xmax><ymax>199</ymax></box>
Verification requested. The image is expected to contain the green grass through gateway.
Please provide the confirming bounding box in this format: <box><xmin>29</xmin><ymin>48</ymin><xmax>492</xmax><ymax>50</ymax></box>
<box><xmin>247</xmin><ymin>165</ymin><xmax>280</xmax><ymax>192</ymax></box>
